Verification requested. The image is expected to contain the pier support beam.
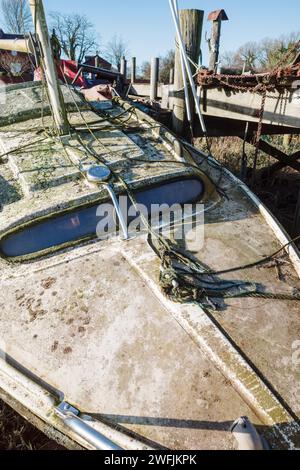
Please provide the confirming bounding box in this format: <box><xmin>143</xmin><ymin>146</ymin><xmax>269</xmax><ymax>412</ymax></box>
<box><xmin>208</xmin><ymin>10</ymin><xmax>229</xmax><ymax>72</ymax></box>
<box><xmin>169</xmin><ymin>67</ymin><xmax>174</xmax><ymax>85</ymax></box>
<box><xmin>172</xmin><ymin>9</ymin><xmax>204</xmax><ymax>136</ymax></box>
<box><xmin>120</xmin><ymin>57</ymin><xmax>127</xmax><ymax>80</ymax></box>
<box><xmin>131</xmin><ymin>57</ymin><xmax>136</xmax><ymax>83</ymax></box>
<box><xmin>150</xmin><ymin>57</ymin><xmax>160</xmax><ymax>101</ymax></box>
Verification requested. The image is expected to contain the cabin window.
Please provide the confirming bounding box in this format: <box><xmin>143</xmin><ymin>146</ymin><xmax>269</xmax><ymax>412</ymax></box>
<box><xmin>0</xmin><ymin>178</ymin><xmax>204</xmax><ymax>259</ymax></box>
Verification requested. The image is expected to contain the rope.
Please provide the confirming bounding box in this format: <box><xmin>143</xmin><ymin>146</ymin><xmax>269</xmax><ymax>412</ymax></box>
<box><xmin>149</xmin><ymin>235</ymin><xmax>300</xmax><ymax>309</ymax></box>
<box><xmin>0</xmin><ymin>136</ymin><xmax>49</xmax><ymax>164</ymax></box>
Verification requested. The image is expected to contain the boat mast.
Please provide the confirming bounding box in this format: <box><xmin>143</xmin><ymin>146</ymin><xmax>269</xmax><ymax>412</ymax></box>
<box><xmin>29</xmin><ymin>0</ymin><xmax>69</xmax><ymax>135</ymax></box>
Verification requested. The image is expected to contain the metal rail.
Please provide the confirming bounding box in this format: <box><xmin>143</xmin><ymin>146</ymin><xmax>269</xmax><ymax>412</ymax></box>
<box><xmin>55</xmin><ymin>402</ymin><xmax>122</xmax><ymax>451</ymax></box>
<box><xmin>105</xmin><ymin>184</ymin><xmax>129</xmax><ymax>240</ymax></box>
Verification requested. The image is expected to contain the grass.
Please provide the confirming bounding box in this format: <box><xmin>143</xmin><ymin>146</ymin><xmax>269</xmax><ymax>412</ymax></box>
<box><xmin>0</xmin><ymin>401</ymin><xmax>62</xmax><ymax>450</ymax></box>
<box><xmin>0</xmin><ymin>135</ymin><xmax>299</xmax><ymax>450</ymax></box>
<box><xmin>196</xmin><ymin>134</ymin><xmax>300</xmax><ymax>239</ymax></box>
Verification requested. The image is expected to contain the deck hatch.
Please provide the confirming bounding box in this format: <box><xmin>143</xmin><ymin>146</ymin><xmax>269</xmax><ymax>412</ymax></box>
<box><xmin>0</xmin><ymin>178</ymin><xmax>204</xmax><ymax>259</ymax></box>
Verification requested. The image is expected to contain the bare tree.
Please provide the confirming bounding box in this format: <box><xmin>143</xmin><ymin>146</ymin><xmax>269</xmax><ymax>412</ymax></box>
<box><xmin>259</xmin><ymin>33</ymin><xmax>300</xmax><ymax>70</ymax></box>
<box><xmin>220</xmin><ymin>51</ymin><xmax>236</xmax><ymax>68</ymax></box>
<box><xmin>140</xmin><ymin>51</ymin><xmax>174</xmax><ymax>83</ymax></box>
<box><xmin>50</xmin><ymin>12</ymin><xmax>100</xmax><ymax>63</ymax></box>
<box><xmin>221</xmin><ymin>32</ymin><xmax>300</xmax><ymax>73</ymax></box>
<box><xmin>140</xmin><ymin>61</ymin><xmax>151</xmax><ymax>80</ymax></box>
<box><xmin>0</xmin><ymin>0</ymin><xmax>32</xmax><ymax>34</ymax></box>
<box><xmin>160</xmin><ymin>50</ymin><xmax>175</xmax><ymax>83</ymax></box>
<box><xmin>236</xmin><ymin>42</ymin><xmax>260</xmax><ymax>71</ymax></box>
<box><xmin>105</xmin><ymin>35</ymin><xmax>129</xmax><ymax>71</ymax></box>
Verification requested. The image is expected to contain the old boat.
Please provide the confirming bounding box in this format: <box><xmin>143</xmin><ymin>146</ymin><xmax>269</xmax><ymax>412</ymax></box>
<box><xmin>0</xmin><ymin>78</ymin><xmax>300</xmax><ymax>450</ymax></box>
<box><xmin>0</xmin><ymin>1</ymin><xmax>300</xmax><ymax>452</ymax></box>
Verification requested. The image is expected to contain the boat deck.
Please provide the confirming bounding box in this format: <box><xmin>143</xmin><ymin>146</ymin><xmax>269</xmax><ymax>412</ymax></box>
<box><xmin>0</xmin><ymin>83</ymin><xmax>299</xmax><ymax>449</ymax></box>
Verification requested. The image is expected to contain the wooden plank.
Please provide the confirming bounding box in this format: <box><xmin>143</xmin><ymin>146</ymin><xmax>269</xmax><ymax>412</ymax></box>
<box><xmin>193</xmin><ymin>115</ymin><xmax>300</xmax><ymax>138</ymax></box>
<box><xmin>244</xmin><ymin>136</ymin><xmax>300</xmax><ymax>172</ymax></box>
<box><xmin>201</xmin><ymin>87</ymin><xmax>300</xmax><ymax>129</ymax></box>
<box><xmin>261</xmin><ymin>150</ymin><xmax>300</xmax><ymax>176</ymax></box>
<box><xmin>129</xmin><ymin>82</ymin><xmax>163</xmax><ymax>99</ymax></box>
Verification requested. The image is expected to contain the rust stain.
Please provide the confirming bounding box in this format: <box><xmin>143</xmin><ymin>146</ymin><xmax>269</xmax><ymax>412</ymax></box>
<box><xmin>41</xmin><ymin>277</ymin><xmax>57</xmax><ymax>290</ymax></box>
<box><xmin>63</xmin><ymin>347</ymin><xmax>72</xmax><ymax>355</ymax></box>
<box><xmin>51</xmin><ymin>341</ymin><xmax>59</xmax><ymax>352</ymax></box>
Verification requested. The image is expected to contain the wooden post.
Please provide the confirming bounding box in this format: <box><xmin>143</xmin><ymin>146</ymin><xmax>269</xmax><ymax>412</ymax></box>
<box><xmin>209</xmin><ymin>20</ymin><xmax>222</xmax><ymax>71</ymax></box>
<box><xmin>131</xmin><ymin>57</ymin><xmax>136</xmax><ymax>83</ymax></box>
<box><xmin>0</xmin><ymin>38</ymin><xmax>34</xmax><ymax>54</ymax></box>
<box><xmin>169</xmin><ymin>67</ymin><xmax>174</xmax><ymax>85</ymax></box>
<box><xmin>29</xmin><ymin>0</ymin><xmax>69</xmax><ymax>135</ymax></box>
<box><xmin>208</xmin><ymin>10</ymin><xmax>229</xmax><ymax>72</ymax></box>
<box><xmin>150</xmin><ymin>57</ymin><xmax>159</xmax><ymax>101</ymax></box>
<box><xmin>172</xmin><ymin>9</ymin><xmax>204</xmax><ymax>135</ymax></box>
<box><xmin>120</xmin><ymin>57</ymin><xmax>127</xmax><ymax>80</ymax></box>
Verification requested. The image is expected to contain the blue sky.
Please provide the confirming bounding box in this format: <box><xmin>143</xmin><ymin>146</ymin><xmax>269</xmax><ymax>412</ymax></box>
<box><xmin>43</xmin><ymin>1</ymin><xmax>299</xmax><ymax>67</ymax></box>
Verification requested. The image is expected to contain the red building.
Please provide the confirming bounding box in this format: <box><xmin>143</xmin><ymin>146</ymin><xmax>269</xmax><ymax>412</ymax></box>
<box><xmin>83</xmin><ymin>54</ymin><xmax>112</xmax><ymax>70</ymax></box>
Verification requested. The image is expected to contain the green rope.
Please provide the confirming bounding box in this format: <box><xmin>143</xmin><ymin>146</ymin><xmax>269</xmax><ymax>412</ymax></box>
<box><xmin>149</xmin><ymin>236</ymin><xmax>300</xmax><ymax>309</ymax></box>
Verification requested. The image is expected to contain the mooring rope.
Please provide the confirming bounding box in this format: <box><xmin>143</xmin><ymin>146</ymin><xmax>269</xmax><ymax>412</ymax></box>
<box><xmin>149</xmin><ymin>235</ymin><xmax>300</xmax><ymax>308</ymax></box>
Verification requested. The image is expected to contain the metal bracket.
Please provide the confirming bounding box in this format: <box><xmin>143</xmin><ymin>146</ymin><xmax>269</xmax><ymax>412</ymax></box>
<box><xmin>55</xmin><ymin>402</ymin><xmax>122</xmax><ymax>450</ymax></box>
<box><xmin>105</xmin><ymin>184</ymin><xmax>129</xmax><ymax>240</ymax></box>
<box><xmin>86</xmin><ymin>166</ymin><xmax>129</xmax><ymax>240</ymax></box>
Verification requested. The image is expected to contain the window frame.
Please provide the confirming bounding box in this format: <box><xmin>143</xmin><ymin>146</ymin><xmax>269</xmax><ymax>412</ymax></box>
<box><xmin>0</xmin><ymin>176</ymin><xmax>206</xmax><ymax>262</ymax></box>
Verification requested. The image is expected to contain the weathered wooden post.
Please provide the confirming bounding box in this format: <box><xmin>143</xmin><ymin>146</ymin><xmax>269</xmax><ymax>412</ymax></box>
<box><xmin>208</xmin><ymin>9</ymin><xmax>229</xmax><ymax>72</ymax></box>
<box><xmin>29</xmin><ymin>0</ymin><xmax>69</xmax><ymax>135</ymax></box>
<box><xmin>150</xmin><ymin>57</ymin><xmax>160</xmax><ymax>101</ymax></box>
<box><xmin>172</xmin><ymin>9</ymin><xmax>204</xmax><ymax>135</ymax></box>
<box><xmin>131</xmin><ymin>57</ymin><xmax>136</xmax><ymax>83</ymax></box>
<box><xmin>169</xmin><ymin>67</ymin><xmax>174</xmax><ymax>85</ymax></box>
<box><xmin>120</xmin><ymin>56</ymin><xmax>127</xmax><ymax>80</ymax></box>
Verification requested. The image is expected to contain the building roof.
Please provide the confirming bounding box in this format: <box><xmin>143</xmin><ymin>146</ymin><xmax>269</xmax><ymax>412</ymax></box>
<box><xmin>0</xmin><ymin>29</ymin><xmax>24</xmax><ymax>40</ymax></box>
<box><xmin>207</xmin><ymin>10</ymin><xmax>229</xmax><ymax>22</ymax></box>
<box><xmin>83</xmin><ymin>55</ymin><xmax>112</xmax><ymax>70</ymax></box>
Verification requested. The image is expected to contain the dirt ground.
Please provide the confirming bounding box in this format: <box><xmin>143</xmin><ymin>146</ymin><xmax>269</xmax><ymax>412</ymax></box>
<box><xmin>0</xmin><ymin>134</ymin><xmax>299</xmax><ymax>450</ymax></box>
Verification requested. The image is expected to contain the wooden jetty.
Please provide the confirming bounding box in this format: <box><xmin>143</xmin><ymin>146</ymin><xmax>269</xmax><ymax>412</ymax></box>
<box><xmin>127</xmin><ymin>9</ymin><xmax>300</xmax><ymax>174</ymax></box>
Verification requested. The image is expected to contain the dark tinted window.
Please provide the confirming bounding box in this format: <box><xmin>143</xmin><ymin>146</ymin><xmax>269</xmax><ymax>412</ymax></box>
<box><xmin>0</xmin><ymin>178</ymin><xmax>203</xmax><ymax>258</ymax></box>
